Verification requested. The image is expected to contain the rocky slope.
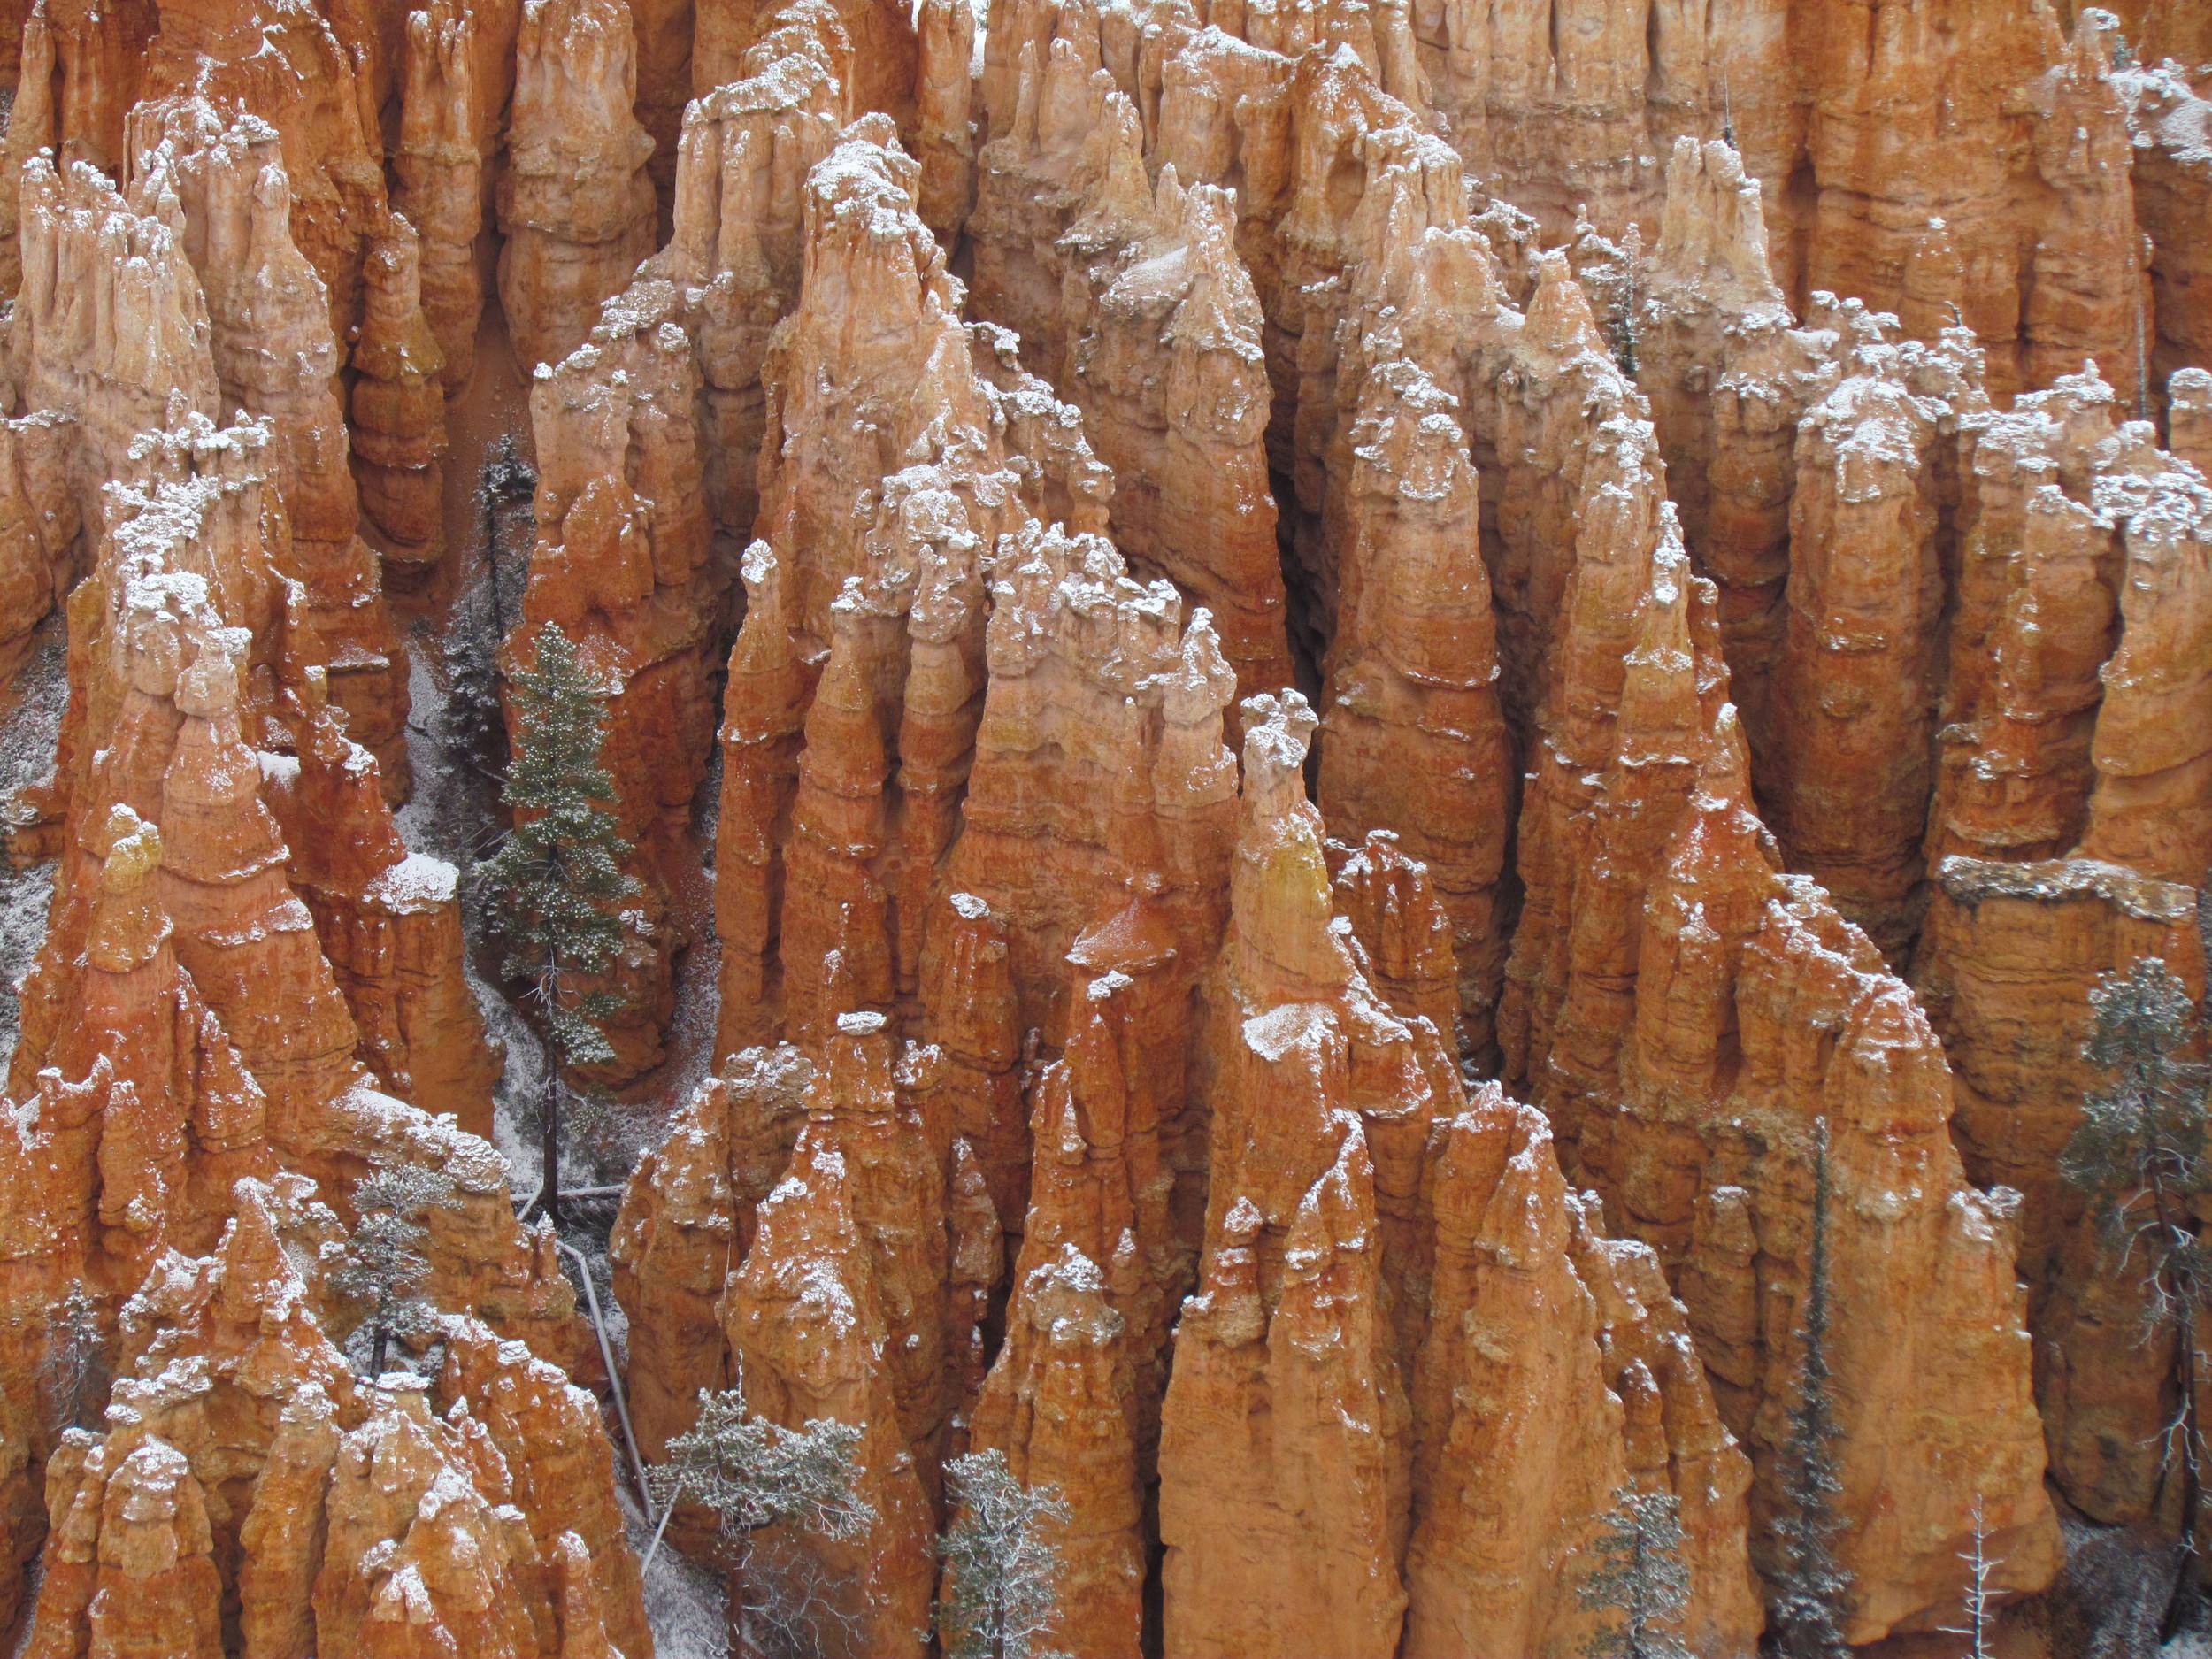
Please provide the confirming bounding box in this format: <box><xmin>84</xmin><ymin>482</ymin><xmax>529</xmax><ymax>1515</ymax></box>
<box><xmin>0</xmin><ymin>0</ymin><xmax>2208</xmax><ymax>1654</ymax></box>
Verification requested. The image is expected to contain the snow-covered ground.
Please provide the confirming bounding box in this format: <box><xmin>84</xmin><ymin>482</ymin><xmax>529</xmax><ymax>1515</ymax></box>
<box><xmin>0</xmin><ymin>618</ymin><xmax>66</xmax><ymax>1074</ymax></box>
<box><xmin>626</xmin><ymin>1490</ymin><xmax>732</xmax><ymax>1657</ymax></box>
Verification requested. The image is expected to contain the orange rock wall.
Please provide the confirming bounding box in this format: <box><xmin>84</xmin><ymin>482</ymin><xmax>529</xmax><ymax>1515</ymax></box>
<box><xmin>5</xmin><ymin>0</ymin><xmax>2212</xmax><ymax>1652</ymax></box>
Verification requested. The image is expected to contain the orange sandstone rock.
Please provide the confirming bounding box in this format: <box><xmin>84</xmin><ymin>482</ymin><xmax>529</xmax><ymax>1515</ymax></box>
<box><xmin>264</xmin><ymin>673</ymin><xmax>501</xmax><ymax>1138</ymax></box>
<box><xmin>2119</xmin><ymin>65</ymin><xmax>2212</xmax><ymax>418</ymax></box>
<box><xmin>126</xmin><ymin>98</ymin><xmax>411</xmax><ymax>795</ymax></box>
<box><xmin>349</xmin><ymin>216</ymin><xmax>449</xmax><ymax>575</ymax></box>
<box><xmin>1928</xmin><ymin>369</ymin><xmax>2125</xmax><ymax>868</ymax></box>
<box><xmin>498</xmin><ymin>0</ymin><xmax>658</xmax><ymax>374</ymax></box>
<box><xmin>2077</xmin><ymin>434</ymin><xmax>2212</xmax><ymax>883</ymax></box>
<box><xmin>393</xmin><ymin>0</ymin><xmax>521</xmax><ymax>393</ymax></box>
<box><xmin>1915</xmin><ymin>855</ymin><xmax>2208</xmax><ymax>1530</ymax></box>
<box><xmin>1162</xmin><ymin>693</ymin><xmax>1757</xmax><ymax>1657</ymax></box>
<box><xmin>721</xmin><ymin>1118</ymin><xmax>936</xmax><ymax>1659</ymax></box>
<box><xmin>967</xmin><ymin>35</ymin><xmax>1293</xmax><ymax>707</ymax></box>
<box><xmin>1765</xmin><ymin>308</ymin><xmax>1983</xmax><ymax>959</ymax></box>
<box><xmin>434</xmin><ymin>1317</ymin><xmax>653</xmax><ymax>1658</ymax></box>
<box><xmin>969</xmin><ymin>1243</ymin><xmax>1143</xmax><ymax>1659</ymax></box>
<box><xmin>1502</xmin><ymin>465</ymin><xmax>2063</xmax><ymax>1636</ymax></box>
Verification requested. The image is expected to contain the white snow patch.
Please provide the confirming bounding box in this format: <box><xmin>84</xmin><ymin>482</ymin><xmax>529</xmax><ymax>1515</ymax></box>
<box><xmin>366</xmin><ymin>852</ymin><xmax>459</xmax><ymax>911</ymax></box>
<box><xmin>1243</xmin><ymin>1001</ymin><xmax>1335</xmax><ymax>1063</ymax></box>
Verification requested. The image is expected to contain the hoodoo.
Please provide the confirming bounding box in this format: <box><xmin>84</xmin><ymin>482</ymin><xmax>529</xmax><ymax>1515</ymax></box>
<box><xmin>0</xmin><ymin>0</ymin><xmax>2207</xmax><ymax>1653</ymax></box>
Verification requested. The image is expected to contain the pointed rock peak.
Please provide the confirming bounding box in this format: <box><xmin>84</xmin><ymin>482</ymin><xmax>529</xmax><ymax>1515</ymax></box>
<box><xmin>1238</xmin><ymin>689</ymin><xmax>1318</xmax><ymax>811</ymax></box>
<box><xmin>1164</xmin><ymin>607</ymin><xmax>1239</xmax><ymax>726</ymax></box>
<box><xmin>98</xmin><ymin>805</ymin><xmax>164</xmax><ymax>887</ymax></box>
<box><xmin>1474</xmin><ymin>1097</ymin><xmax>1572</xmax><ymax>1266</ymax></box>
<box><xmin>86</xmin><ymin>804</ymin><xmax>173</xmax><ymax>972</ymax></box>
<box><xmin>199</xmin><ymin>1176</ymin><xmax>323</xmax><ymax>1335</ymax></box>
<box><xmin>2066</xmin><ymin>4</ymin><xmax>2125</xmax><ymax>73</ymax></box>
<box><xmin>1232</xmin><ymin>690</ymin><xmax>1355</xmax><ymax>995</ymax></box>
<box><xmin>173</xmin><ymin>630</ymin><xmax>245</xmax><ymax>720</ymax></box>
<box><xmin>1616</xmin><ymin>529</ymin><xmax>1701</xmax><ymax>767</ymax></box>
<box><xmin>1525</xmin><ymin>249</ymin><xmax>1616</xmax><ymax>363</ymax></box>
<box><xmin>1652</xmin><ymin>134</ymin><xmax>1786</xmax><ymax>313</ymax></box>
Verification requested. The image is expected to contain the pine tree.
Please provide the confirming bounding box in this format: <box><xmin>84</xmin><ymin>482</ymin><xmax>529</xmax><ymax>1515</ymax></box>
<box><xmin>643</xmin><ymin>1376</ymin><xmax>875</xmax><ymax>1657</ymax></box>
<box><xmin>2060</xmin><ymin>956</ymin><xmax>2212</xmax><ymax>1543</ymax></box>
<box><xmin>1569</xmin><ymin>211</ymin><xmax>1646</xmax><ymax>376</ymax></box>
<box><xmin>329</xmin><ymin>1164</ymin><xmax>457</xmax><ymax>1379</ymax></box>
<box><xmin>1578</xmin><ymin>1486</ymin><xmax>1693</xmax><ymax>1659</ymax></box>
<box><xmin>480</xmin><ymin>441</ymin><xmax>535</xmax><ymax>633</ymax></box>
<box><xmin>1769</xmin><ymin>1116</ymin><xmax>1853</xmax><ymax>1658</ymax></box>
<box><xmin>480</xmin><ymin>621</ymin><xmax>636</xmax><ymax>1226</ymax></box>
<box><xmin>936</xmin><ymin>1448</ymin><xmax>1071</xmax><ymax>1659</ymax></box>
<box><xmin>38</xmin><ymin>1288</ymin><xmax>105</xmax><ymax>1433</ymax></box>
<box><xmin>446</xmin><ymin>448</ymin><xmax>535</xmax><ymax>791</ymax></box>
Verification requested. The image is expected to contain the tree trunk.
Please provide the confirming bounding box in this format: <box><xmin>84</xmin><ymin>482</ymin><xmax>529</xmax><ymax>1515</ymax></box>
<box><xmin>542</xmin><ymin>1061</ymin><xmax>562</xmax><ymax>1229</ymax></box>
<box><xmin>371</xmin><ymin>1317</ymin><xmax>389</xmax><ymax>1381</ymax></box>
<box><xmin>2179</xmin><ymin>1295</ymin><xmax>2200</xmax><ymax>1551</ymax></box>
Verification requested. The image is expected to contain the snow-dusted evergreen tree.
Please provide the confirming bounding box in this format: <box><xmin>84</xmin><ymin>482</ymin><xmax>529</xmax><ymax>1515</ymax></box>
<box><xmin>38</xmin><ymin>1288</ymin><xmax>105</xmax><ymax>1432</ymax></box>
<box><xmin>2062</xmin><ymin>956</ymin><xmax>2212</xmax><ymax>1540</ymax></box>
<box><xmin>644</xmin><ymin>1377</ymin><xmax>875</xmax><ymax>1659</ymax></box>
<box><xmin>936</xmin><ymin>1448</ymin><xmax>1071</xmax><ymax>1659</ymax></box>
<box><xmin>1769</xmin><ymin>1116</ymin><xmax>1853</xmax><ymax>1658</ymax></box>
<box><xmin>647</xmin><ymin>1382</ymin><xmax>873</xmax><ymax>1543</ymax></box>
<box><xmin>1570</xmin><ymin>210</ymin><xmax>1646</xmax><ymax>376</ymax></box>
<box><xmin>446</xmin><ymin>446</ymin><xmax>536</xmax><ymax>793</ymax></box>
<box><xmin>330</xmin><ymin>1164</ymin><xmax>457</xmax><ymax>1379</ymax></box>
<box><xmin>1578</xmin><ymin>1486</ymin><xmax>1692</xmax><ymax>1659</ymax></box>
<box><xmin>480</xmin><ymin>621</ymin><xmax>636</xmax><ymax>1225</ymax></box>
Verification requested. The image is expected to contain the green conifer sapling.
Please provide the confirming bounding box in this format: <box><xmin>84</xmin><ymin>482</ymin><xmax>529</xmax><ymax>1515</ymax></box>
<box><xmin>330</xmin><ymin>1164</ymin><xmax>458</xmax><ymax>1379</ymax></box>
<box><xmin>480</xmin><ymin>622</ymin><xmax>636</xmax><ymax>1225</ymax></box>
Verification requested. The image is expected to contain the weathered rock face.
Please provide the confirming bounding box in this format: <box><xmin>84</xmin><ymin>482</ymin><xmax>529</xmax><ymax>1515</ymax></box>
<box><xmin>349</xmin><ymin>216</ymin><xmax>450</xmax><ymax>576</ymax></box>
<box><xmin>11</xmin><ymin>0</ymin><xmax>2212</xmax><ymax>1648</ymax></box>
<box><xmin>1633</xmin><ymin>136</ymin><xmax>1833</xmax><ymax>776</ymax></box>
<box><xmin>499</xmin><ymin>0</ymin><xmax>659</xmax><ymax>374</ymax></box>
<box><xmin>1403</xmin><ymin>1093</ymin><xmax>1763</xmax><ymax>1659</ymax></box>
<box><xmin>392</xmin><ymin>0</ymin><xmax>523</xmax><ymax>393</ymax></box>
<box><xmin>6</xmin><ymin>151</ymin><xmax>215</xmax><ymax>522</ymax></box>
<box><xmin>5</xmin><ymin>97</ymin><xmax>414</xmax><ymax>799</ymax></box>
<box><xmin>969</xmin><ymin>1241</ymin><xmax>1143</xmax><ymax>1659</ymax></box>
<box><xmin>1158</xmin><ymin>694</ymin><xmax>1759</xmax><ymax>1659</ymax></box>
<box><xmin>2077</xmin><ymin>429</ymin><xmax>2212</xmax><ymax>884</ymax></box>
<box><xmin>710</xmin><ymin>117</ymin><xmax>1164</xmax><ymax>1059</ymax></box>
<box><xmin>433</xmin><ymin>1317</ymin><xmax>653</xmax><ymax>1659</ymax></box>
<box><xmin>1915</xmin><ymin>856</ymin><xmax>2208</xmax><ymax>1530</ymax></box>
<box><xmin>1763</xmin><ymin>311</ymin><xmax>1981</xmax><ymax>960</ymax></box>
<box><xmin>1927</xmin><ymin>369</ymin><xmax>2126</xmax><ymax>870</ymax></box>
<box><xmin>2118</xmin><ymin>61</ymin><xmax>2212</xmax><ymax>424</ymax></box>
<box><xmin>966</xmin><ymin>41</ymin><xmax>1293</xmax><ymax>710</ymax></box>
<box><xmin>613</xmin><ymin>1013</ymin><xmax>1002</xmax><ymax>1590</ymax></box>
<box><xmin>0</xmin><ymin>390</ymin><xmax>573</xmax><ymax>1646</ymax></box>
<box><xmin>1502</xmin><ymin>464</ymin><xmax>2064</xmax><ymax>1637</ymax></box>
<box><xmin>19</xmin><ymin>1178</ymin><xmax>645</xmax><ymax>1659</ymax></box>
<box><xmin>1157</xmin><ymin>694</ymin><xmax>1431</xmax><ymax>1659</ymax></box>
<box><xmin>718</xmin><ymin>1062</ymin><xmax>946</xmax><ymax>1659</ymax></box>
<box><xmin>264</xmin><ymin>674</ymin><xmax>501</xmax><ymax>1141</ymax></box>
